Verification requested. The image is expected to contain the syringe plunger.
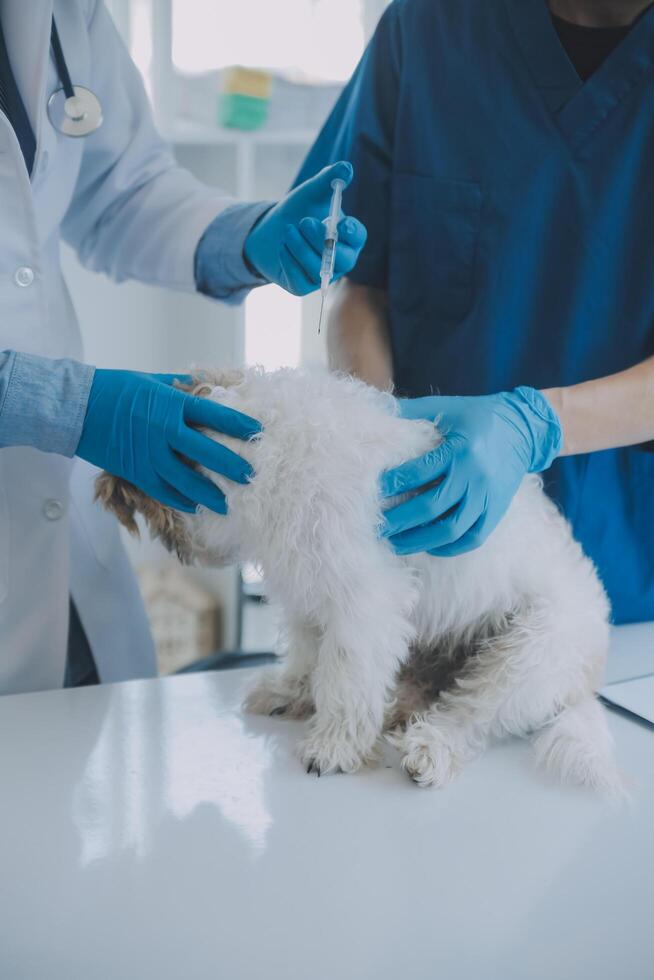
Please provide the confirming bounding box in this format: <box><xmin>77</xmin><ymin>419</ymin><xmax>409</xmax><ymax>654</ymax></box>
<box><xmin>317</xmin><ymin>178</ymin><xmax>346</xmax><ymax>333</ymax></box>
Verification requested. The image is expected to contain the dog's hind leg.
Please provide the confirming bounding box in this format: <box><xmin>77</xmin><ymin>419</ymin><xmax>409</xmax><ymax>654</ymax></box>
<box><xmin>531</xmin><ymin>696</ymin><xmax>624</xmax><ymax>798</ymax></box>
<box><xmin>244</xmin><ymin>620</ymin><xmax>318</xmax><ymax>720</ymax></box>
<box><xmin>394</xmin><ymin>596</ymin><xmax>611</xmax><ymax>788</ymax></box>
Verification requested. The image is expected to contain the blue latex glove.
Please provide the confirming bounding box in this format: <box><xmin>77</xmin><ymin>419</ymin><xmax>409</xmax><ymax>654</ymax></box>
<box><xmin>380</xmin><ymin>387</ymin><xmax>562</xmax><ymax>557</ymax></box>
<box><xmin>243</xmin><ymin>161</ymin><xmax>367</xmax><ymax>295</ymax></box>
<box><xmin>76</xmin><ymin>370</ymin><xmax>261</xmax><ymax>515</ymax></box>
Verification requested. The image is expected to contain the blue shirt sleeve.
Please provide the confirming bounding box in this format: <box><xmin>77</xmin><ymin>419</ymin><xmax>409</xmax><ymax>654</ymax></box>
<box><xmin>0</xmin><ymin>351</ymin><xmax>95</xmax><ymax>457</ymax></box>
<box><xmin>294</xmin><ymin>1</ymin><xmax>403</xmax><ymax>290</ymax></box>
<box><xmin>194</xmin><ymin>200</ymin><xmax>273</xmax><ymax>304</ymax></box>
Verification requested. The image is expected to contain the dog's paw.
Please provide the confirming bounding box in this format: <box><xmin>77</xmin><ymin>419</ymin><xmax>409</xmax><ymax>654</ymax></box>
<box><xmin>393</xmin><ymin>723</ymin><xmax>463</xmax><ymax>788</ymax></box>
<box><xmin>243</xmin><ymin>671</ymin><xmax>314</xmax><ymax>720</ymax></box>
<box><xmin>300</xmin><ymin>732</ymin><xmax>372</xmax><ymax>777</ymax></box>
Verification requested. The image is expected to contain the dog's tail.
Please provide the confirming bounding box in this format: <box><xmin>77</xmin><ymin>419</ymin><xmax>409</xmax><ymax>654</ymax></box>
<box><xmin>532</xmin><ymin>696</ymin><xmax>627</xmax><ymax>800</ymax></box>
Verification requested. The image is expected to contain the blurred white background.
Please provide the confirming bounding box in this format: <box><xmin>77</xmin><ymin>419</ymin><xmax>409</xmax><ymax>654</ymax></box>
<box><xmin>63</xmin><ymin>0</ymin><xmax>389</xmax><ymax>664</ymax></box>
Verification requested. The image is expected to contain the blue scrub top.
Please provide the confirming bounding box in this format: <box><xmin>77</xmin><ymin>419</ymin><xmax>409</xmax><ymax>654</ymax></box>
<box><xmin>296</xmin><ymin>0</ymin><xmax>654</xmax><ymax>625</ymax></box>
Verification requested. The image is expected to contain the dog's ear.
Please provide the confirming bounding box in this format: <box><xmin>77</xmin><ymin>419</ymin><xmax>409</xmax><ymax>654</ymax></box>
<box><xmin>95</xmin><ymin>472</ymin><xmax>144</xmax><ymax>537</ymax></box>
<box><xmin>95</xmin><ymin>472</ymin><xmax>194</xmax><ymax>564</ymax></box>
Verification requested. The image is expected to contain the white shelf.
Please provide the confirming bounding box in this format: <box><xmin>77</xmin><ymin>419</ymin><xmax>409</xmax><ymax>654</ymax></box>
<box><xmin>167</xmin><ymin>119</ymin><xmax>319</xmax><ymax>147</ymax></box>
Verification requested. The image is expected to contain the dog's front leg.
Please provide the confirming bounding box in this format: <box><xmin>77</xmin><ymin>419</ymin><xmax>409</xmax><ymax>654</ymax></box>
<box><xmin>301</xmin><ymin>584</ymin><xmax>416</xmax><ymax>776</ymax></box>
<box><xmin>244</xmin><ymin>620</ymin><xmax>318</xmax><ymax>719</ymax></box>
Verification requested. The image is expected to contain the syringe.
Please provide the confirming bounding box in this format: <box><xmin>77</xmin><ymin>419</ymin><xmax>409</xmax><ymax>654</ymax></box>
<box><xmin>317</xmin><ymin>177</ymin><xmax>346</xmax><ymax>334</ymax></box>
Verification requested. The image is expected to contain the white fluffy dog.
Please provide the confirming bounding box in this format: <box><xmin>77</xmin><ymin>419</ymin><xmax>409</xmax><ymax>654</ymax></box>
<box><xmin>97</xmin><ymin>367</ymin><xmax>620</xmax><ymax>794</ymax></box>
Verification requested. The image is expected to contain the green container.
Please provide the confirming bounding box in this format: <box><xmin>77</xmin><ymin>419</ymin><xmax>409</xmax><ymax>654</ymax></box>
<box><xmin>219</xmin><ymin>93</ymin><xmax>269</xmax><ymax>131</ymax></box>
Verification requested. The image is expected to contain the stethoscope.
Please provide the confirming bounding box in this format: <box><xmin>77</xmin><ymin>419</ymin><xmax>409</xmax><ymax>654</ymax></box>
<box><xmin>46</xmin><ymin>17</ymin><xmax>102</xmax><ymax>137</ymax></box>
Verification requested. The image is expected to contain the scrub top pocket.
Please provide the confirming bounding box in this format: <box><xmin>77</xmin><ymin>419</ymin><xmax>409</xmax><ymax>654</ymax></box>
<box><xmin>389</xmin><ymin>174</ymin><xmax>482</xmax><ymax>329</ymax></box>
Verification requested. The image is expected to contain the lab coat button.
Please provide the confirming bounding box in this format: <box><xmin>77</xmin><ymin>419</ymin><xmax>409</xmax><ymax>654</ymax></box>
<box><xmin>14</xmin><ymin>266</ymin><xmax>34</xmax><ymax>287</ymax></box>
<box><xmin>43</xmin><ymin>499</ymin><xmax>65</xmax><ymax>521</ymax></box>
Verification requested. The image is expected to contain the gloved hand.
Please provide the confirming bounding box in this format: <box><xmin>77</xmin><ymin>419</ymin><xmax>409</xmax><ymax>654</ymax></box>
<box><xmin>243</xmin><ymin>161</ymin><xmax>367</xmax><ymax>295</ymax></box>
<box><xmin>76</xmin><ymin>370</ymin><xmax>261</xmax><ymax>515</ymax></box>
<box><xmin>380</xmin><ymin>387</ymin><xmax>562</xmax><ymax>557</ymax></box>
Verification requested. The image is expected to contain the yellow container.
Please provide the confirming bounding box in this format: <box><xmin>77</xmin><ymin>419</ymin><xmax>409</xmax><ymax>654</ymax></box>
<box><xmin>223</xmin><ymin>67</ymin><xmax>272</xmax><ymax>100</ymax></box>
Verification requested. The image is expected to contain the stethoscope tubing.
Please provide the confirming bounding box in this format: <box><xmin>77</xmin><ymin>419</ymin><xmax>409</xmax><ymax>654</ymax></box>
<box><xmin>50</xmin><ymin>18</ymin><xmax>75</xmax><ymax>102</ymax></box>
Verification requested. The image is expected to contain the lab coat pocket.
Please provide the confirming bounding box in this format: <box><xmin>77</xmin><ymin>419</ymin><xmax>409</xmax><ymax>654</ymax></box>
<box><xmin>69</xmin><ymin>459</ymin><xmax>124</xmax><ymax>571</ymax></box>
<box><xmin>389</xmin><ymin>173</ymin><xmax>482</xmax><ymax>327</ymax></box>
<box><xmin>0</xmin><ymin>458</ymin><xmax>8</xmax><ymax>603</ymax></box>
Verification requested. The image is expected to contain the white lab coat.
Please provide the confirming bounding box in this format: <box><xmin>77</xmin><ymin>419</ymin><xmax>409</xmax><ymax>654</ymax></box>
<box><xmin>0</xmin><ymin>0</ymin><xmax>237</xmax><ymax>694</ymax></box>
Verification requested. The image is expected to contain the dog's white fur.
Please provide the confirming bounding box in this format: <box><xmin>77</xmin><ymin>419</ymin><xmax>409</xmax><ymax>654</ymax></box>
<box><xmin>105</xmin><ymin>366</ymin><xmax>621</xmax><ymax>793</ymax></box>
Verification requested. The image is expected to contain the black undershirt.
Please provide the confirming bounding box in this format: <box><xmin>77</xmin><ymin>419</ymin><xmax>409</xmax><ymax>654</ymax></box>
<box><xmin>551</xmin><ymin>14</ymin><xmax>632</xmax><ymax>80</ymax></box>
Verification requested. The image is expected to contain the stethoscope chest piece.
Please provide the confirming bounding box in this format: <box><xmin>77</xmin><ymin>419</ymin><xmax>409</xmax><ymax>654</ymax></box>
<box><xmin>47</xmin><ymin>84</ymin><xmax>103</xmax><ymax>137</ymax></box>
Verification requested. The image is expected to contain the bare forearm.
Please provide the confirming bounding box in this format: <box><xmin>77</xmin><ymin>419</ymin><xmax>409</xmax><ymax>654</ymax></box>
<box><xmin>326</xmin><ymin>282</ymin><xmax>654</xmax><ymax>457</ymax></box>
<box><xmin>543</xmin><ymin>356</ymin><xmax>654</xmax><ymax>456</ymax></box>
<box><xmin>326</xmin><ymin>280</ymin><xmax>393</xmax><ymax>390</ymax></box>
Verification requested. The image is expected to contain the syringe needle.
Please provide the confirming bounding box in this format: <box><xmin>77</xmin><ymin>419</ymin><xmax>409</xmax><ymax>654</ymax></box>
<box><xmin>318</xmin><ymin>293</ymin><xmax>326</xmax><ymax>334</ymax></box>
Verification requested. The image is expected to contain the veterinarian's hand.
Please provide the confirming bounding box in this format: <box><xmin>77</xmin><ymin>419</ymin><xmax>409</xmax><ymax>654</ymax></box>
<box><xmin>380</xmin><ymin>388</ymin><xmax>562</xmax><ymax>557</ymax></box>
<box><xmin>76</xmin><ymin>370</ymin><xmax>261</xmax><ymax>515</ymax></box>
<box><xmin>243</xmin><ymin>161</ymin><xmax>367</xmax><ymax>295</ymax></box>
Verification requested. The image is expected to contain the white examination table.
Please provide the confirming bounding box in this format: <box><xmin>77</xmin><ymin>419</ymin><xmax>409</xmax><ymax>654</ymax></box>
<box><xmin>0</xmin><ymin>623</ymin><xmax>653</xmax><ymax>979</ymax></box>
